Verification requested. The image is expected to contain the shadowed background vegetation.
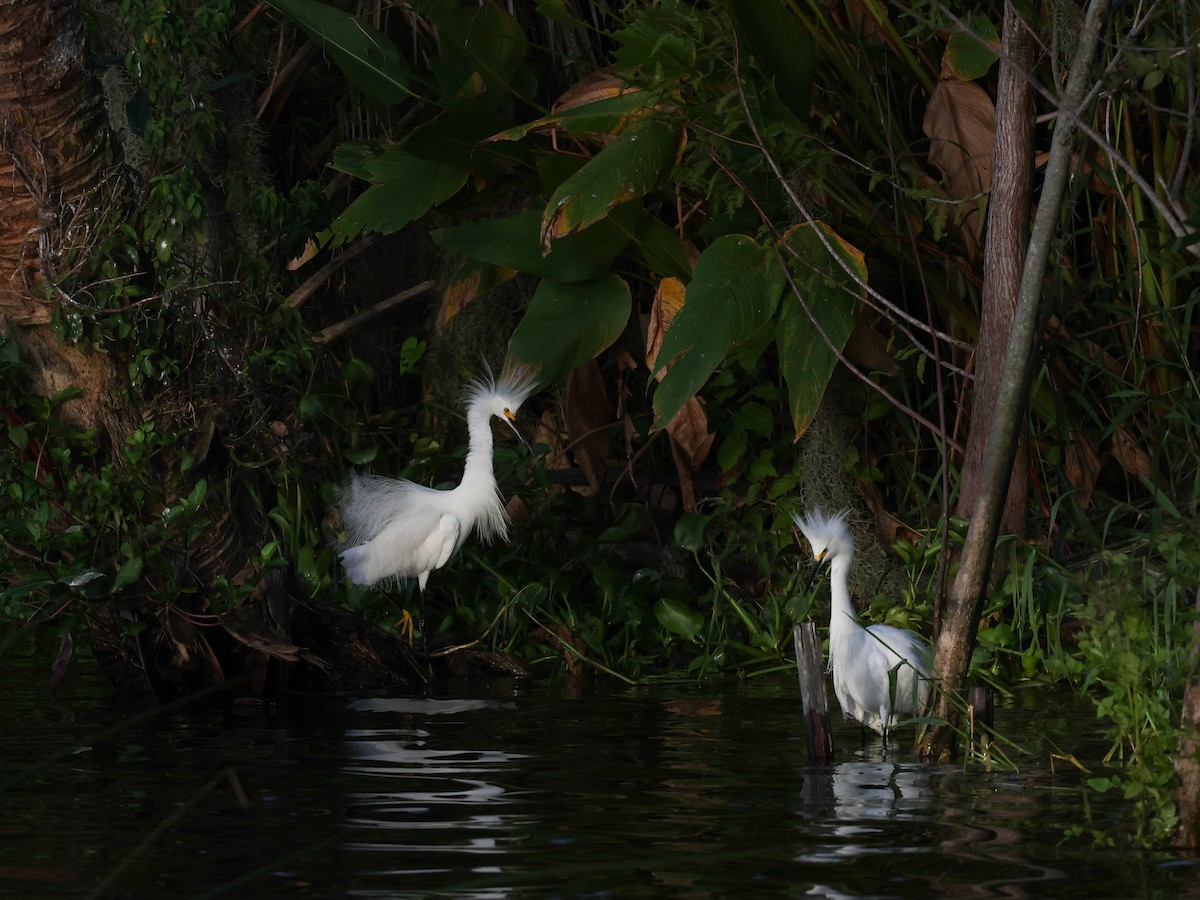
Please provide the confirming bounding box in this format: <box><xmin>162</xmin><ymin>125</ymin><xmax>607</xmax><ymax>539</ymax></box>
<box><xmin>1</xmin><ymin>0</ymin><xmax>1197</xmax><ymax>846</ymax></box>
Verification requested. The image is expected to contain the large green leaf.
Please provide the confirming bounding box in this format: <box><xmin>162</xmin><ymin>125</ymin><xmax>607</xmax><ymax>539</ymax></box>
<box><xmin>652</xmin><ymin>235</ymin><xmax>785</xmax><ymax>427</ymax></box>
<box><xmin>506</xmin><ymin>274</ymin><xmax>632</xmax><ymax>388</ymax></box>
<box><xmin>424</xmin><ymin>3</ymin><xmax>527</xmax><ymax>112</ymax></box>
<box><xmin>722</xmin><ymin>0</ymin><xmax>815</xmax><ymax>122</ymax></box>
<box><xmin>776</xmin><ymin>224</ymin><xmax>864</xmax><ymax>435</ymax></box>
<box><xmin>432</xmin><ymin>204</ymin><xmax>639</xmax><ymax>283</ymax></box>
<box><xmin>324</xmin><ymin>150</ymin><xmax>468</xmax><ymax>246</ymax></box>
<box><xmin>613</xmin><ymin>14</ymin><xmax>697</xmax><ymax>84</ymax></box>
<box><xmin>541</xmin><ymin>120</ymin><xmax>681</xmax><ymax>247</ymax></box>
<box><xmin>632</xmin><ymin>217</ymin><xmax>692</xmax><ymax>279</ymax></box>
<box><xmin>264</xmin><ymin>0</ymin><xmax>415</xmax><ymax>105</ymax></box>
<box><xmin>946</xmin><ymin>14</ymin><xmax>999</xmax><ymax>80</ymax></box>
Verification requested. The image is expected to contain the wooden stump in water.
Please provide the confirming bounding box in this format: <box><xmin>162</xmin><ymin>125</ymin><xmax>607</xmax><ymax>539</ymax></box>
<box><xmin>794</xmin><ymin>622</ymin><xmax>833</xmax><ymax>760</ymax></box>
<box><xmin>968</xmin><ymin>684</ymin><xmax>994</xmax><ymax>756</ymax></box>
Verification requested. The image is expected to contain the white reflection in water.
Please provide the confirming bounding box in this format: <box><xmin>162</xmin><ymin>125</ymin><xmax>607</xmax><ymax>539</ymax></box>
<box><xmin>341</xmin><ymin>697</ymin><xmax>531</xmax><ymax>851</ymax></box>
<box><xmin>796</xmin><ymin>758</ymin><xmax>934</xmax><ymax>863</ymax></box>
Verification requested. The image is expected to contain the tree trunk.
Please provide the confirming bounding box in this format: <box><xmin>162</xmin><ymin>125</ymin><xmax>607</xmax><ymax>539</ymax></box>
<box><xmin>920</xmin><ymin>0</ymin><xmax>1111</xmax><ymax>762</ymax></box>
<box><xmin>0</xmin><ymin>0</ymin><xmax>131</xmax><ymax>441</ymax></box>
<box><xmin>1</xmin><ymin>0</ymin><xmax>420</xmax><ymax>697</ymax></box>
<box><xmin>954</xmin><ymin>3</ymin><xmax>1033</xmax><ymax>538</ymax></box>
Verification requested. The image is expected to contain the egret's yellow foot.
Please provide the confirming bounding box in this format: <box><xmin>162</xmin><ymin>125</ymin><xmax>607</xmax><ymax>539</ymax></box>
<box><xmin>395</xmin><ymin>609</ymin><xmax>415</xmax><ymax>645</ymax></box>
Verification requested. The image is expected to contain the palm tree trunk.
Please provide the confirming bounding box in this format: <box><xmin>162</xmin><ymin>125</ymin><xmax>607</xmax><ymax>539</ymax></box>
<box><xmin>0</xmin><ymin>0</ymin><xmax>130</xmax><ymax>440</ymax></box>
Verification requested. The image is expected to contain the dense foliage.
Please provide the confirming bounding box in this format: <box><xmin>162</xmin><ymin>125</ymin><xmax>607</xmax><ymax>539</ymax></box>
<box><xmin>1</xmin><ymin>0</ymin><xmax>1198</xmax><ymax>845</ymax></box>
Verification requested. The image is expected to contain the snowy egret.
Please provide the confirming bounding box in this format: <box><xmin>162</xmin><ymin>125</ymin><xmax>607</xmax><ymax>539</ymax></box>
<box><xmin>338</xmin><ymin>367</ymin><xmax>536</xmax><ymax>596</ymax></box>
<box><xmin>794</xmin><ymin>509</ymin><xmax>931</xmax><ymax>744</ymax></box>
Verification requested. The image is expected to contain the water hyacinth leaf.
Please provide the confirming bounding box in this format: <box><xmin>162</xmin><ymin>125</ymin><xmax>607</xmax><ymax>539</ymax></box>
<box><xmin>506</xmin><ymin>274</ymin><xmax>631</xmax><ymax>389</ymax></box>
<box><xmin>325</xmin><ymin>152</ymin><xmax>468</xmax><ymax>245</ymax></box>
<box><xmin>776</xmin><ymin>223</ymin><xmax>863</xmax><ymax>435</ymax></box>
<box><xmin>673</xmin><ymin>512</ymin><xmax>710</xmax><ymax>553</ymax></box>
<box><xmin>542</xmin><ymin>120</ymin><xmax>682</xmax><ymax>250</ymax></box>
<box><xmin>264</xmin><ymin>0</ymin><xmax>415</xmax><ymax>105</ymax></box>
<box><xmin>652</xmin><ymin>235</ymin><xmax>785</xmax><ymax>428</ymax></box>
<box><xmin>654</xmin><ymin>597</ymin><xmax>705</xmax><ymax>640</ymax></box>
<box><xmin>432</xmin><ymin>205</ymin><xmax>637</xmax><ymax>283</ymax></box>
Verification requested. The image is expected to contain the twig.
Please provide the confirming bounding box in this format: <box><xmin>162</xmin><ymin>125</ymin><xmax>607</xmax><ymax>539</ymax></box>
<box><xmin>281</xmin><ymin>234</ymin><xmax>377</xmax><ymax>312</ymax></box>
<box><xmin>313</xmin><ymin>279</ymin><xmax>436</xmax><ymax>344</ymax></box>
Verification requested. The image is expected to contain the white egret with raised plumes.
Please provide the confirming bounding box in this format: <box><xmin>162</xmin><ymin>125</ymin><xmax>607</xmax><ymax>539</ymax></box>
<box><xmin>338</xmin><ymin>367</ymin><xmax>536</xmax><ymax>608</ymax></box>
<box><xmin>794</xmin><ymin>508</ymin><xmax>931</xmax><ymax>744</ymax></box>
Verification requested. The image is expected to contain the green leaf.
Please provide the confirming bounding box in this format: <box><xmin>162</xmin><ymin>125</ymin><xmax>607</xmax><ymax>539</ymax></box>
<box><xmin>263</xmin><ymin>0</ymin><xmax>415</xmax><ymax>105</ymax></box>
<box><xmin>717</xmin><ymin>428</ymin><xmax>748</xmax><ymax>472</ymax></box>
<box><xmin>403</xmin><ymin>113</ymin><xmax>517</xmax><ymax>169</ymax></box>
<box><xmin>613</xmin><ymin>16</ymin><xmax>696</xmax><ymax>83</ymax></box>
<box><xmin>423</xmin><ymin>3</ymin><xmax>527</xmax><ymax>112</ymax></box>
<box><xmin>506</xmin><ymin>274</ymin><xmax>631</xmax><ymax>388</ymax></box>
<box><xmin>722</xmin><ymin>0</ymin><xmax>814</xmax><ymax>121</ymax></box>
<box><xmin>652</xmin><ymin>235</ymin><xmax>785</xmax><ymax>427</ymax></box>
<box><xmin>542</xmin><ymin>120</ymin><xmax>681</xmax><ymax>245</ymax></box>
<box><xmin>432</xmin><ymin>206</ymin><xmax>637</xmax><ymax>283</ymax></box>
<box><xmin>330</xmin><ymin>140</ymin><xmax>385</xmax><ymax>181</ymax></box>
<box><xmin>325</xmin><ymin>151</ymin><xmax>468</xmax><ymax>245</ymax></box>
<box><xmin>947</xmin><ymin>14</ymin><xmax>999</xmax><ymax>81</ymax></box>
<box><xmin>673</xmin><ymin>512</ymin><xmax>710</xmax><ymax>553</ymax></box>
<box><xmin>113</xmin><ymin>555</ymin><xmax>143</xmax><ymax>592</ymax></box>
<box><xmin>776</xmin><ymin>223</ymin><xmax>863</xmax><ymax>435</ymax></box>
<box><xmin>489</xmin><ymin>91</ymin><xmax>654</xmax><ymax>143</ymax></box>
<box><xmin>632</xmin><ymin>216</ymin><xmax>692</xmax><ymax>279</ymax></box>
<box><xmin>655</xmin><ymin>597</ymin><xmax>705</xmax><ymax>640</ymax></box>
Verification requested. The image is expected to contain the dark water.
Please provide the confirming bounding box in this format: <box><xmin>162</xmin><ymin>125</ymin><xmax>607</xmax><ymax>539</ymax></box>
<box><xmin>1</xmin><ymin>630</ymin><xmax>1196</xmax><ymax>898</ymax></box>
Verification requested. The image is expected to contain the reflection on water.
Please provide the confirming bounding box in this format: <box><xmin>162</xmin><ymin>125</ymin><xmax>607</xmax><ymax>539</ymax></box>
<box><xmin>2</xmin><ymin>635</ymin><xmax>1198</xmax><ymax>897</ymax></box>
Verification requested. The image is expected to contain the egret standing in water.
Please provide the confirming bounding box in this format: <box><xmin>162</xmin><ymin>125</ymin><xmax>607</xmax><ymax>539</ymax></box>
<box><xmin>794</xmin><ymin>508</ymin><xmax>931</xmax><ymax>745</ymax></box>
<box><xmin>338</xmin><ymin>367</ymin><xmax>536</xmax><ymax>625</ymax></box>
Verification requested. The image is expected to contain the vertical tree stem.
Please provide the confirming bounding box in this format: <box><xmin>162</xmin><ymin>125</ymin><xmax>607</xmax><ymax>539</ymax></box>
<box><xmin>920</xmin><ymin>0</ymin><xmax>1111</xmax><ymax>762</ymax></box>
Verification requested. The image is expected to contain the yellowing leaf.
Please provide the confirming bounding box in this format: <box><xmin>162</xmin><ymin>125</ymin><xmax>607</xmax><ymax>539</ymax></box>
<box><xmin>646</xmin><ymin>276</ymin><xmax>687</xmax><ymax>377</ymax></box>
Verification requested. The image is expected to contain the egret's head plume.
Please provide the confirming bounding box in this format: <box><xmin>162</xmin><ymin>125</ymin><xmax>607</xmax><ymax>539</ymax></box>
<box><xmin>793</xmin><ymin>507</ymin><xmax>853</xmax><ymax>563</ymax></box>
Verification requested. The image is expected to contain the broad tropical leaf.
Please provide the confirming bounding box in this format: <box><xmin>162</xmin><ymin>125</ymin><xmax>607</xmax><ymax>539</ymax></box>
<box><xmin>437</xmin><ymin>260</ymin><xmax>517</xmax><ymax>330</ymax></box>
<box><xmin>776</xmin><ymin>223</ymin><xmax>864</xmax><ymax>435</ymax></box>
<box><xmin>432</xmin><ymin>205</ymin><xmax>639</xmax><ymax>283</ymax></box>
<box><xmin>424</xmin><ymin>3</ymin><xmax>528</xmax><ymax>113</ymax></box>
<box><xmin>722</xmin><ymin>0</ymin><xmax>815</xmax><ymax>121</ymax></box>
<box><xmin>652</xmin><ymin>235</ymin><xmax>785</xmax><ymax>428</ymax></box>
<box><xmin>541</xmin><ymin>120</ymin><xmax>683</xmax><ymax>250</ymax></box>
<box><xmin>324</xmin><ymin>150</ymin><xmax>468</xmax><ymax>245</ymax></box>
<box><xmin>506</xmin><ymin>274</ymin><xmax>632</xmax><ymax>388</ymax></box>
<box><xmin>264</xmin><ymin>0</ymin><xmax>415</xmax><ymax>105</ymax></box>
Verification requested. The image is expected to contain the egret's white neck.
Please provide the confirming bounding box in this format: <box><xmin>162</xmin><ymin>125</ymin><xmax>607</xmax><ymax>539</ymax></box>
<box><xmin>827</xmin><ymin>553</ymin><xmax>858</xmax><ymax>638</ymax></box>
<box><xmin>460</xmin><ymin>405</ymin><xmax>497</xmax><ymax>488</ymax></box>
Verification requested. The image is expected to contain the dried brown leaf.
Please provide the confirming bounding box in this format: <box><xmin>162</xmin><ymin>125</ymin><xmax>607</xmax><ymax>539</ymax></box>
<box><xmin>566</xmin><ymin>360</ymin><xmax>614</xmax><ymax>493</ymax></box>
<box><xmin>923</xmin><ymin>79</ymin><xmax>995</xmax><ymax>257</ymax></box>
<box><xmin>553</xmin><ymin>69</ymin><xmax>640</xmax><ymax>113</ymax></box>
<box><xmin>1064</xmin><ymin>431</ymin><xmax>1100</xmax><ymax>508</ymax></box>
<box><xmin>1111</xmin><ymin>425</ymin><xmax>1152</xmax><ymax>479</ymax></box>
